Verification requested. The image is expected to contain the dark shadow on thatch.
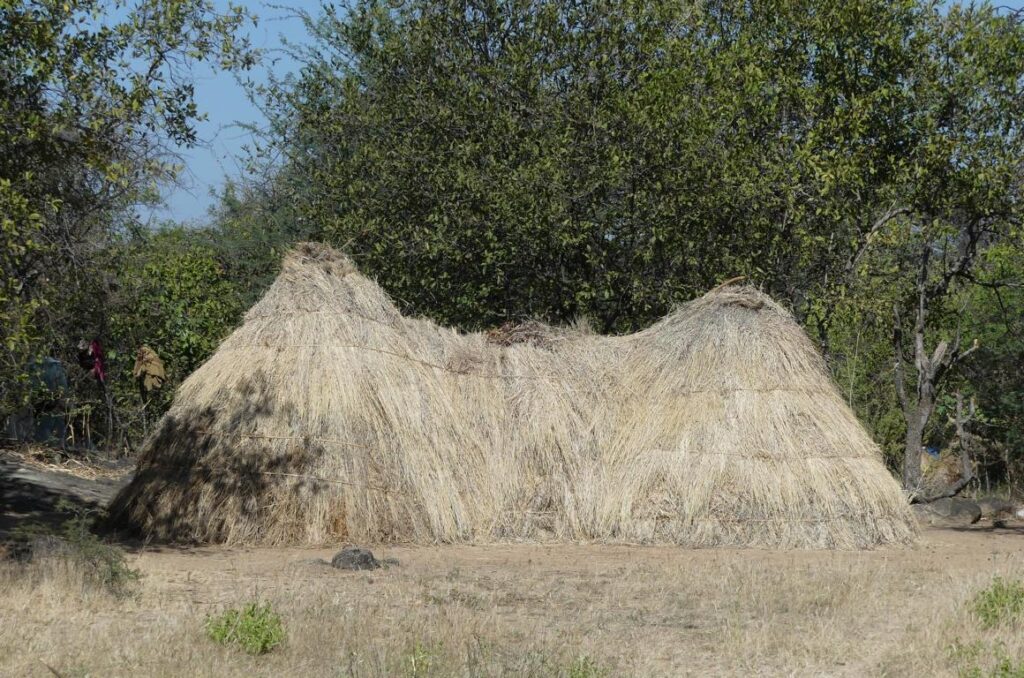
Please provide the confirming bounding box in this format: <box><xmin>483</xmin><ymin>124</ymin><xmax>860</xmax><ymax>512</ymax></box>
<box><xmin>105</xmin><ymin>369</ymin><xmax>330</xmax><ymax>544</ymax></box>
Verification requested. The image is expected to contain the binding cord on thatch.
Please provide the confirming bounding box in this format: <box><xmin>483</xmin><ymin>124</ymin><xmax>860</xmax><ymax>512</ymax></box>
<box><xmin>108</xmin><ymin>243</ymin><xmax>916</xmax><ymax>549</ymax></box>
<box><xmin>215</xmin><ymin>341</ymin><xmax>848</xmax><ymax>390</ymax></box>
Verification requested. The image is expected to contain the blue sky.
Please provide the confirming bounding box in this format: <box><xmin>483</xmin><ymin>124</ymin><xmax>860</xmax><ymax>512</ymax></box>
<box><xmin>150</xmin><ymin>2</ymin><xmax>308</xmax><ymax>225</ymax></box>
<box><xmin>156</xmin><ymin>0</ymin><xmax>1024</xmax><ymax>225</ymax></box>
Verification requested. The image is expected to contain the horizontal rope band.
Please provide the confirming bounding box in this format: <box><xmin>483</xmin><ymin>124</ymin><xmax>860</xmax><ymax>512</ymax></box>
<box><xmin>167</xmin><ymin>428</ymin><xmax>879</xmax><ymax>462</ymax></box>
<box><xmin>214</xmin><ymin>343</ymin><xmax>835</xmax><ymax>396</ymax></box>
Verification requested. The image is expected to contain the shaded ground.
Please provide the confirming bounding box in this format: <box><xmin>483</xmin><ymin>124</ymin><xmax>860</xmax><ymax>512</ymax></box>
<box><xmin>0</xmin><ymin>449</ymin><xmax>130</xmax><ymax>539</ymax></box>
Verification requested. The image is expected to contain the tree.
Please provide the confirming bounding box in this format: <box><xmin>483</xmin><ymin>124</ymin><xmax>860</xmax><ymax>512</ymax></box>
<box><xmin>262</xmin><ymin>0</ymin><xmax>933</xmax><ymax>332</ymax></box>
<box><xmin>852</xmin><ymin>5</ymin><xmax>1024</xmax><ymax>496</ymax></box>
<box><xmin>0</xmin><ymin>0</ymin><xmax>254</xmax><ymax>440</ymax></box>
<box><xmin>104</xmin><ymin>226</ymin><xmax>246</xmax><ymax>441</ymax></box>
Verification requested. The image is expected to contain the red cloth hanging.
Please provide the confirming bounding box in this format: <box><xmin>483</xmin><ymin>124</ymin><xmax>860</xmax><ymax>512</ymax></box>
<box><xmin>88</xmin><ymin>339</ymin><xmax>106</xmax><ymax>383</ymax></box>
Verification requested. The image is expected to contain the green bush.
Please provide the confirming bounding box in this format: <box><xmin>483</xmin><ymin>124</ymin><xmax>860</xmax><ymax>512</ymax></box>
<box><xmin>973</xmin><ymin>578</ymin><xmax>1024</xmax><ymax>629</ymax></box>
<box><xmin>205</xmin><ymin>602</ymin><xmax>285</xmax><ymax>655</ymax></box>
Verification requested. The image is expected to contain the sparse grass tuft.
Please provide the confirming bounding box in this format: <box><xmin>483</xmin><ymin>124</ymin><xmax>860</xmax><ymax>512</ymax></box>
<box><xmin>9</xmin><ymin>499</ymin><xmax>140</xmax><ymax>598</ymax></box>
<box><xmin>973</xmin><ymin>578</ymin><xmax>1024</xmax><ymax>629</ymax></box>
<box><xmin>205</xmin><ymin>602</ymin><xmax>285</xmax><ymax>655</ymax></box>
<box><xmin>566</xmin><ymin>654</ymin><xmax>608</xmax><ymax>678</ymax></box>
<box><xmin>948</xmin><ymin>639</ymin><xmax>1024</xmax><ymax>678</ymax></box>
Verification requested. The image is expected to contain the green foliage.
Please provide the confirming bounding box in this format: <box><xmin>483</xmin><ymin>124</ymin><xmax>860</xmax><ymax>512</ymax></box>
<box><xmin>567</xmin><ymin>655</ymin><xmax>609</xmax><ymax>678</ymax></box>
<box><xmin>205</xmin><ymin>602</ymin><xmax>286</xmax><ymax>655</ymax></box>
<box><xmin>972</xmin><ymin>578</ymin><xmax>1024</xmax><ymax>629</ymax></box>
<box><xmin>206</xmin><ymin>179</ymin><xmax>317</xmax><ymax>307</ymax></box>
<box><xmin>949</xmin><ymin>639</ymin><xmax>1024</xmax><ymax>678</ymax></box>
<box><xmin>0</xmin><ymin>0</ymin><xmax>253</xmax><ymax>437</ymax></box>
<box><xmin>14</xmin><ymin>499</ymin><xmax>141</xmax><ymax>597</ymax></box>
<box><xmin>403</xmin><ymin>640</ymin><xmax>441</xmax><ymax>677</ymax></box>
<box><xmin>0</xmin><ymin>177</ymin><xmax>47</xmax><ymax>409</ymax></box>
<box><xmin>56</xmin><ymin>503</ymin><xmax>141</xmax><ymax>597</ymax></box>
<box><xmin>105</xmin><ymin>227</ymin><xmax>246</xmax><ymax>422</ymax></box>
<box><xmin>262</xmin><ymin>0</ymin><xmax>1021</xmax><ymax>332</ymax></box>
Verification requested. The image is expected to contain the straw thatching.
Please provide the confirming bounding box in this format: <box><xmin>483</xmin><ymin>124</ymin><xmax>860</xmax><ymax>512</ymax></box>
<box><xmin>108</xmin><ymin>243</ymin><xmax>916</xmax><ymax>548</ymax></box>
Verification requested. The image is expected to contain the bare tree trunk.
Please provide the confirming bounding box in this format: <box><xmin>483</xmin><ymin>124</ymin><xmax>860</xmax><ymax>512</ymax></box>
<box><xmin>911</xmin><ymin>395</ymin><xmax>977</xmax><ymax>502</ymax></box>
<box><xmin>892</xmin><ymin>242</ymin><xmax>979</xmax><ymax>499</ymax></box>
<box><xmin>946</xmin><ymin>392</ymin><xmax>976</xmax><ymax>495</ymax></box>
<box><xmin>901</xmin><ymin>414</ymin><xmax>925</xmax><ymax>491</ymax></box>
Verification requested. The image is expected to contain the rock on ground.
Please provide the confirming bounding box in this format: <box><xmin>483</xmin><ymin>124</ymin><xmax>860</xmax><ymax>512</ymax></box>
<box><xmin>976</xmin><ymin>497</ymin><xmax>1018</xmax><ymax>526</ymax></box>
<box><xmin>330</xmin><ymin>547</ymin><xmax>381</xmax><ymax>570</ymax></box>
<box><xmin>912</xmin><ymin>497</ymin><xmax>982</xmax><ymax>528</ymax></box>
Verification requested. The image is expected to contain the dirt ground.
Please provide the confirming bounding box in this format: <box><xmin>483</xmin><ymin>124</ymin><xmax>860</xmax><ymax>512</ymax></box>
<box><xmin>1</xmin><ymin>451</ymin><xmax>1023</xmax><ymax>677</ymax></box>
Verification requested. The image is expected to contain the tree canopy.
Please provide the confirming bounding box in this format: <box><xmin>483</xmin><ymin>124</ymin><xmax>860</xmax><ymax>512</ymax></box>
<box><xmin>0</xmin><ymin>0</ymin><xmax>253</xmax><ymax>439</ymax></box>
<box><xmin>2</xmin><ymin>0</ymin><xmax>1023</xmax><ymax>492</ymax></box>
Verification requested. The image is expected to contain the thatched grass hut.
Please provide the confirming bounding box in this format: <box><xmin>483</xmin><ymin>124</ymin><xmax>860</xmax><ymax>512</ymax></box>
<box><xmin>109</xmin><ymin>243</ymin><xmax>915</xmax><ymax>548</ymax></box>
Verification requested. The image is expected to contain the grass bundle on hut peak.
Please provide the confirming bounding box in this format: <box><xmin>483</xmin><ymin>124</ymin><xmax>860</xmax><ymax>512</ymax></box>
<box><xmin>109</xmin><ymin>242</ymin><xmax>916</xmax><ymax>548</ymax></box>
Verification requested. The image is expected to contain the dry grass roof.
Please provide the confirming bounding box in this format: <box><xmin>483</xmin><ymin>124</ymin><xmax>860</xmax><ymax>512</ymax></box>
<box><xmin>109</xmin><ymin>242</ymin><xmax>916</xmax><ymax>548</ymax></box>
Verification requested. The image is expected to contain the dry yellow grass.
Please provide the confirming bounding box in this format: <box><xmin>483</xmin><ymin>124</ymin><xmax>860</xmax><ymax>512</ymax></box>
<box><xmin>1</xmin><ymin>528</ymin><xmax>1021</xmax><ymax>677</ymax></box>
<box><xmin>109</xmin><ymin>243</ymin><xmax>913</xmax><ymax>548</ymax></box>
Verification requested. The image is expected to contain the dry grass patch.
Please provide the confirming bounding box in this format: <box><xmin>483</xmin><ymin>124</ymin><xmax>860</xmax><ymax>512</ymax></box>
<box><xmin>879</xmin><ymin>572</ymin><xmax>1024</xmax><ymax>677</ymax></box>
<box><xmin>2</xmin><ymin>532</ymin><xmax>1022</xmax><ymax>676</ymax></box>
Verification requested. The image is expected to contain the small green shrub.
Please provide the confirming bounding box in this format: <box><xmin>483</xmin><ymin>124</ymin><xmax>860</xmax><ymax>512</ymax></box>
<box><xmin>973</xmin><ymin>578</ymin><xmax>1024</xmax><ymax>629</ymax></box>
<box><xmin>566</xmin><ymin>655</ymin><xmax>608</xmax><ymax>678</ymax></box>
<box><xmin>948</xmin><ymin>639</ymin><xmax>1024</xmax><ymax>678</ymax></box>
<box><xmin>205</xmin><ymin>602</ymin><xmax>285</xmax><ymax>655</ymax></box>
<box><xmin>12</xmin><ymin>499</ymin><xmax>141</xmax><ymax>597</ymax></box>
<box><xmin>403</xmin><ymin>640</ymin><xmax>440</xmax><ymax>677</ymax></box>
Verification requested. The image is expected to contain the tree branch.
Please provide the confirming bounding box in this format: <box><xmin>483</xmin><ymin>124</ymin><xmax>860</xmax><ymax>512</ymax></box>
<box><xmin>912</xmin><ymin>474</ymin><xmax>974</xmax><ymax>503</ymax></box>
<box><xmin>848</xmin><ymin>204</ymin><xmax>912</xmax><ymax>276</ymax></box>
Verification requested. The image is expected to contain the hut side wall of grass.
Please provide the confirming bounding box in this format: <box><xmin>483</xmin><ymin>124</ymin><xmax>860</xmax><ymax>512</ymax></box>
<box><xmin>109</xmin><ymin>243</ymin><xmax>916</xmax><ymax>548</ymax></box>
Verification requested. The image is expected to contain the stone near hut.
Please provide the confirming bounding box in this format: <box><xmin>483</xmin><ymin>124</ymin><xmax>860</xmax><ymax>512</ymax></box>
<box><xmin>330</xmin><ymin>547</ymin><xmax>381</xmax><ymax>570</ymax></box>
<box><xmin>976</xmin><ymin>497</ymin><xmax>1018</xmax><ymax>527</ymax></box>
<box><xmin>912</xmin><ymin>497</ymin><xmax>982</xmax><ymax>528</ymax></box>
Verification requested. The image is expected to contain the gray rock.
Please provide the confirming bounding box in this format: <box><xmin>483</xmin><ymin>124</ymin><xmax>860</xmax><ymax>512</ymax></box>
<box><xmin>913</xmin><ymin>497</ymin><xmax>982</xmax><ymax>527</ymax></box>
<box><xmin>976</xmin><ymin>497</ymin><xmax>1018</xmax><ymax>526</ymax></box>
<box><xmin>977</xmin><ymin>497</ymin><xmax>1014</xmax><ymax>516</ymax></box>
<box><xmin>330</xmin><ymin>547</ymin><xmax>381</xmax><ymax>570</ymax></box>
